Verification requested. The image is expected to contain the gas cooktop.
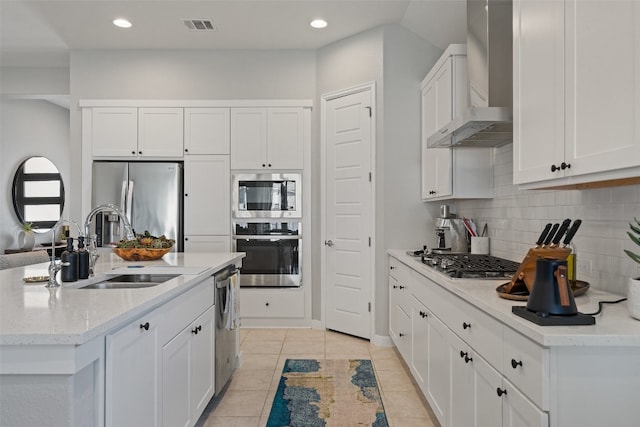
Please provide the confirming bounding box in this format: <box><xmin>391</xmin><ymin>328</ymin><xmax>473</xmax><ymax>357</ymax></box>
<box><xmin>421</xmin><ymin>253</ymin><xmax>520</xmax><ymax>279</ymax></box>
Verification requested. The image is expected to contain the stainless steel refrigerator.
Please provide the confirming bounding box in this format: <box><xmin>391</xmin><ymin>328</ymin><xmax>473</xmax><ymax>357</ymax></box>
<box><xmin>92</xmin><ymin>161</ymin><xmax>183</xmax><ymax>251</ymax></box>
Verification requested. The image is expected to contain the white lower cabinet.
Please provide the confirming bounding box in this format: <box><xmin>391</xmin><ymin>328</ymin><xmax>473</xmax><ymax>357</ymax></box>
<box><xmin>105</xmin><ymin>306</ymin><xmax>163</xmax><ymax>427</ymax></box>
<box><xmin>105</xmin><ymin>275</ymin><xmax>216</xmax><ymax>427</ymax></box>
<box><xmin>162</xmin><ymin>306</ymin><xmax>215</xmax><ymax>427</ymax></box>
<box><xmin>389</xmin><ymin>255</ymin><xmax>549</xmax><ymax>427</ymax></box>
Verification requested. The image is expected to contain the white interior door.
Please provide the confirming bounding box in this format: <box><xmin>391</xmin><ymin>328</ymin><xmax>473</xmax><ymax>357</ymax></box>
<box><xmin>324</xmin><ymin>87</ymin><xmax>373</xmax><ymax>339</ymax></box>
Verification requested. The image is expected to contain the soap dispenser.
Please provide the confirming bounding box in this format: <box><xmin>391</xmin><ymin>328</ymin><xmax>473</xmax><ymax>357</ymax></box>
<box><xmin>77</xmin><ymin>236</ymin><xmax>90</xmax><ymax>280</ymax></box>
<box><xmin>61</xmin><ymin>238</ymin><xmax>78</xmax><ymax>282</ymax></box>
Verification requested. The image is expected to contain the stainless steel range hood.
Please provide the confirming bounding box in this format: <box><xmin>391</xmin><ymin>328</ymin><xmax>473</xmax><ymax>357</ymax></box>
<box><xmin>427</xmin><ymin>0</ymin><xmax>513</xmax><ymax>148</ymax></box>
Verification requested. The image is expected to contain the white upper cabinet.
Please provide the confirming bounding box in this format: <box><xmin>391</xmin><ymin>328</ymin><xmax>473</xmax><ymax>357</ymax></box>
<box><xmin>91</xmin><ymin>107</ymin><xmax>184</xmax><ymax>158</ymax></box>
<box><xmin>184</xmin><ymin>155</ymin><xmax>230</xmax><ymax>236</ymax></box>
<box><xmin>514</xmin><ymin>0</ymin><xmax>640</xmax><ymax>188</ymax></box>
<box><xmin>184</xmin><ymin>108</ymin><xmax>230</xmax><ymax>155</ymax></box>
<box><xmin>421</xmin><ymin>45</ymin><xmax>493</xmax><ymax>201</ymax></box>
<box><xmin>91</xmin><ymin>107</ymin><xmax>139</xmax><ymax>157</ymax></box>
<box><xmin>230</xmin><ymin>107</ymin><xmax>304</xmax><ymax>170</ymax></box>
<box><xmin>138</xmin><ymin>108</ymin><xmax>184</xmax><ymax>157</ymax></box>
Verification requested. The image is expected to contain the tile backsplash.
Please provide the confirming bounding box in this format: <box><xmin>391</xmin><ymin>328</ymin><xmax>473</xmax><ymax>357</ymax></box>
<box><xmin>456</xmin><ymin>144</ymin><xmax>640</xmax><ymax>296</ymax></box>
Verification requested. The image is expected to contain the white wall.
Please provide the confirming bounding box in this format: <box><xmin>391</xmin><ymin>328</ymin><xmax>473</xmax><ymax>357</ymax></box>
<box><xmin>316</xmin><ymin>26</ymin><xmax>384</xmax><ymax>326</ymax></box>
<box><xmin>0</xmin><ymin>99</ymin><xmax>70</xmax><ymax>250</ymax></box>
<box><xmin>456</xmin><ymin>144</ymin><xmax>640</xmax><ymax>296</ymax></box>
<box><xmin>316</xmin><ymin>25</ymin><xmax>441</xmax><ymax>336</ymax></box>
<box><xmin>68</xmin><ymin>49</ymin><xmax>316</xmax><ymax>222</ymax></box>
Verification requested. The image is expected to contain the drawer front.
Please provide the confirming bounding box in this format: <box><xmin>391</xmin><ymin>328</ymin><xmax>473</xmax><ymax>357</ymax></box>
<box><xmin>389</xmin><ymin>257</ymin><xmax>411</xmax><ymax>285</ymax></box>
<box><xmin>503</xmin><ymin>327</ymin><xmax>549</xmax><ymax>410</ymax></box>
<box><xmin>410</xmin><ymin>271</ymin><xmax>450</xmax><ymax>321</ymax></box>
<box><xmin>241</xmin><ymin>289</ymin><xmax>305</xmax><ymax>318</ymax></box>
<box><xmin>447</xmin><ymin>298</ymin><xmax>503</xmax><ymax>370</ymax></box>
<box><xmin>161</xmin><ymin>278</ymin><xmax>215</xmax><ymax>344</ymax></box>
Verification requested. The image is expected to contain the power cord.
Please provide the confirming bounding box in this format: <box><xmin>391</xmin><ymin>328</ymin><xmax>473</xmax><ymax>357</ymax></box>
<box><xmin>582</xmin><ymin>298</ymin><xmax>627</xmax><ymax>316</ymax></box>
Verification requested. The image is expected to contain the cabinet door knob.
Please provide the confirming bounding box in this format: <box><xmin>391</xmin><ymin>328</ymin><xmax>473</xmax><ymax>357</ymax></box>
<box><xmin>192</xmin><ymin>325</ymin><xmax>202</xmax><ymax>334</ymax></box>
<box><xmin>561</xmin><ymin>162</ymin><xmax>571</xmax><ymax>170</ymax></box>
<box><xmin>420</xmin><ymin>311</ymin><xmax>428</xmax><ymax>318</ymax></box>
<box><xmin>131</xmin><ymin>150</ymin><xmax>136</xmax><ymax>155</ymax></box>
<box><xmin>140</xmin><ymin>322</ymin><xmax>150</xmax><ymax>331</ymax></box>
<box><xmin>459</xmin><ymin>351</ymin><xmax>467</xmax><ymax>359</ymax></box>
<box><xmin>390</xmin><ymin>266</ymin><xmax>396</xmax><ymax>270</ymax></box>
<box><xmin>184</xmin><ymin>148</ymin><xmax>189</xmax><ymax>153</ymax></box>
<box><xmin>138</xmin><ymin>151</ymin><xmax>142</xmax><ymax>155</ymax></box>
<box><xmin>496</xmin><ymin>387</ymin><xmax>507</xmax><ymax>397</ymax></box>
<box><xmin>511</xmin><ymin>359</ymin><xmax>523</xmax><ymax>369</ymax></box>
<box><xmin>262</xmin><ymin>164</ymin><xmax>266</xmax><ymax>167</ymax></box>
<box><xmin>268</xmin><ymin>164</ymin><xmax>272</xmax><ymax>167</ymax></box>
<box><xmin>462</xmin><ymin>322</ymin><xmax>471</xmax><ymax>330</ymax></box>
<box><xmin>265</xmin><ymin>302</ymin><xmax>270</xmax><ymax>307</ymax></box>
<box><xmin>464</xmin><ymin>355</ymin><xmax>473</xmax><ymax>364</ymax></box>
<box><xmin>399</xmin><ymin>285</ymin><xmax>406</xmax><ymax>290</ymax></box>
<box><xmin>551</xmin><ymin>164</ymin><xmax>560</xmax><ymax>172</ymax></box>
<box><xmin>399</xmin><ymin>333</ymin><xmax>405</xmax><ymax>338</ymax></box>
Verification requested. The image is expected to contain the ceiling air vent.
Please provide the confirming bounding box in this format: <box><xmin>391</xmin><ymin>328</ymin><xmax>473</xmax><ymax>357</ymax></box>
<box><xmin>183</xmin><ymin>19</ymin><xmax>216</xmax><ymax>31</ymax></box>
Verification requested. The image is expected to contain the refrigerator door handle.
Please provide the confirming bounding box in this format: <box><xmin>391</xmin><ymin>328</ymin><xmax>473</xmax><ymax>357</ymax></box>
<box><xmin>120</xmin><ymin>181</ymin><xmax>127</xmax><ymax>214</ymax></box>
<box><xmin>125</xmin><ymin>180</ymin><xmax>134</xmax><ymax>225</ymax></box>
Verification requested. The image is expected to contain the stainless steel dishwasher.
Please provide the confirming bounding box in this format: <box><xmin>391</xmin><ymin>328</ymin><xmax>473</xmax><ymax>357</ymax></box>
<box><xmin>214</xmin><ymin>265</ymin><xmax>239</xmax><ymax>394</ymax></box>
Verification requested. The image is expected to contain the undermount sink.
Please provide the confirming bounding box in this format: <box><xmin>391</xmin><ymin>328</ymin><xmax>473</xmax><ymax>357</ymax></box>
<box><xmin>80</xmin><ymin>274</ymin><xmax>180</xmax><ymax>289</ymax></box>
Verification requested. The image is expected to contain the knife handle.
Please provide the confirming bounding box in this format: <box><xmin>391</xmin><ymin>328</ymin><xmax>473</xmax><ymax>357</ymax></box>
<box><xmin>551</xmin><ymin>219</ymin><xmax>572</xmax><ymax>246</ymax></box>
<box><xmin>562</xmin><ymin>219</ymin><xmax>582</xmax><ymax>246</ymax></box>
<box><xmin>536</xmin><ymin>223</ymin><xmax>553</xmax><ymax>246</ymax></box>
<box><xmin>544</xmin><ymin>223</ymin><xmax>559</xmax><ymax>246</ymax></box>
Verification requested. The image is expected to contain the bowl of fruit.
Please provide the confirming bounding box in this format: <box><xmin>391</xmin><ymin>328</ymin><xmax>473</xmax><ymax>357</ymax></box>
<box><xmin>112</xmin><ymin>232</ymin><xmax>175</xmax><ymax>261</ymax></box>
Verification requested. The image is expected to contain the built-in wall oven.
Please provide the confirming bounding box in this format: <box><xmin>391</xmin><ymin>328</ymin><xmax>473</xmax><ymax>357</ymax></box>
<box><xmin>232</xmin><ymin>221</ymin><xmax>301</xmax><ymax>287</ymax></box>
<box><xmin>232</xmin><ymin>173</ymin><xmax>301</xmax><ymax>218</ymax></box>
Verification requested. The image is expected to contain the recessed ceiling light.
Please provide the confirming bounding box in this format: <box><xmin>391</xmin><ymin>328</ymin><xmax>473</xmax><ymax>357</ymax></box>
<box><xmin>113</xmin><ymin>18</ymin><xmax>132</xmax><ymax>28</ymax></box>
<box><xmin>310</xmin><ymin>19</ymin><xmax>328</xmax><ymax>29</ymax></box>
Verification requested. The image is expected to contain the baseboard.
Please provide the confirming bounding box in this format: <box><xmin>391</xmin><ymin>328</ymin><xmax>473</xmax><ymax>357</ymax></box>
<box><xmin>311</xmin><ymin>319</ymin><xmax>324</xmax><ymax>330</ymax></box>
<box><xmin>370</xmin><ymin>334</ymin><xmax>393</xmax><ymax>347</ymax></box>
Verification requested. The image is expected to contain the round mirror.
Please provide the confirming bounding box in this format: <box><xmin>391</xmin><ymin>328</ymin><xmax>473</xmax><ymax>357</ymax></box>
<box><xmin>12</xmin><ymin>156</ymin><xmax>65</xmax><ymax>233</ymax></box>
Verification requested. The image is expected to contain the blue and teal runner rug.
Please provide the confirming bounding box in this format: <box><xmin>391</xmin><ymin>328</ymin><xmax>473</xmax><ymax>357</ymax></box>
<box><xmin>267</xmin><ymin>359</ymin><xmax>389</xmax><ymax>427</ymax></box>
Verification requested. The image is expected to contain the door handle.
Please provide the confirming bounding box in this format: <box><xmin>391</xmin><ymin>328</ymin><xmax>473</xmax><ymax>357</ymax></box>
<box><xmin>324</xmin><ymin>240</ymin><xmax>334</xmax><ymax>247</ymax></box>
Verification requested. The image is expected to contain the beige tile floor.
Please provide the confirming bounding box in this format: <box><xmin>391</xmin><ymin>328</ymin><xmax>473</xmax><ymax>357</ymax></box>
<box><xmin>195</xmin><ymin>328</ymin><xmax>438</xmax><ymax>427</ymax></box>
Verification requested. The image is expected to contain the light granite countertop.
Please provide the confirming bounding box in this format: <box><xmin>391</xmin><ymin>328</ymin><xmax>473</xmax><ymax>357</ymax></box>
<box><xmin>388</xmin><ymin>249</ymin><xmax>640</xmax><ymax>347</ymax></box>
<box><xmin>0</xmin><ymin>252</ymin><xmax>244</xmax><ymax>346</ymax></box>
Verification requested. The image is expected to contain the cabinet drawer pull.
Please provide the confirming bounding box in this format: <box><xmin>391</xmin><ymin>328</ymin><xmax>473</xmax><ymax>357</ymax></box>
<box><xmin>511</xmin><ymin>359</ymin><xmax>523</xmax><ymax>369</ymax></box>
<box><xmin>462</xmin><ymin>322</ymin><xmax>471</xmax><ymax>330</ymax></box>
<box><xmin>140</xmin><ymin>322</ymin><xmax>150</xmax><ymax>331</ymax></box>
<box><xmin>496</xmin><ymin>387</ymin><xmax>507</xmax><ymax>397</ymax></box>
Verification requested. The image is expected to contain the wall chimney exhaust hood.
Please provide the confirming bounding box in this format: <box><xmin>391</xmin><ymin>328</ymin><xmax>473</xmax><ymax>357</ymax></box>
<box><xmin>427</xmin><ymin>0</ymin><xmax>513</xmax><ymax>148</ymax></box>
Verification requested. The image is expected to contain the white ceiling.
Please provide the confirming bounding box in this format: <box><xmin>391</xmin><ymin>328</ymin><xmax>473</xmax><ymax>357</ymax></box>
<box><xmin>0</xmin><ymin>0</ymin><xmax>466</xmax><ymax>67</ymax></box>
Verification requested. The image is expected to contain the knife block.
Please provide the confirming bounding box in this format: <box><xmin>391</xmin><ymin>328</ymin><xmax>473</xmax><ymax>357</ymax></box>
<box><xmin>503</xmin><ymin>247</ymin><xmax>571</xmax><ymax>294</ymax></box>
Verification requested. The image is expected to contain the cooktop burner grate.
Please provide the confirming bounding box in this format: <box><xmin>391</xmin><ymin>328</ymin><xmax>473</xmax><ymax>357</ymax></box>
<box><xmin>421</xmin><ymin>253</ymin><xmax>521</xmax><ymax>279</ymax></box>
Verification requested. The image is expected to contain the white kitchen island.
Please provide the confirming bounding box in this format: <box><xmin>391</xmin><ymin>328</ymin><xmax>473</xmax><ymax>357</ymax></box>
<box><xmin>0</xmin><ymin>252</ymin><xmax>244</xmax><ymax>427</ymax></box>
<box><xmin>388</xmin><ymin>249</ymin><xmax>640</xmax><ymax>427</ymax></box>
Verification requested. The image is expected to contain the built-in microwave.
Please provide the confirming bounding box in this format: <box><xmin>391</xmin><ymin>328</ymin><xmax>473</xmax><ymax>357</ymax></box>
<box><xmin>232</xmin><ymin>173</ymin><xmax>301</xmax><ymax>219</ymax></box>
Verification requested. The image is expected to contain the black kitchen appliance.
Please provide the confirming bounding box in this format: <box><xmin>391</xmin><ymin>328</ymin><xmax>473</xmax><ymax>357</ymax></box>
<box><xmin>512</xmin><ymin>257</ymin><xmax>595</xmax><ymax>326</ymax></box>
<box><xmin>421</xmin><ymin>253</ymin><xmax>520</xmax><ymax>279</ymax></box>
